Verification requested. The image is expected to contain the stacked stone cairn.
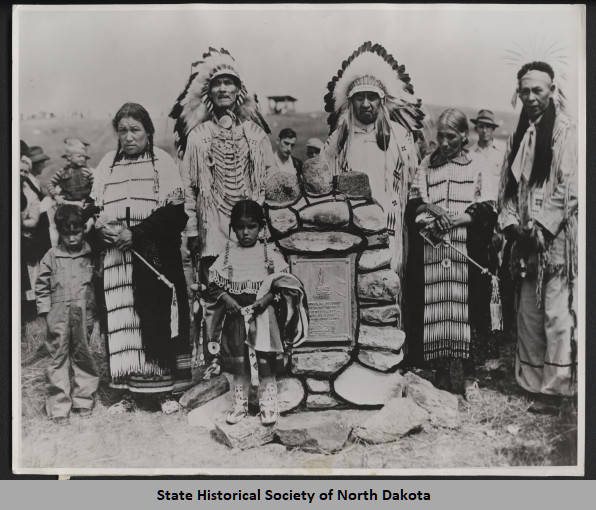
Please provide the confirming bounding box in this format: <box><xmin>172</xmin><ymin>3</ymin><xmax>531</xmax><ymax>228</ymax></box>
<box><xmin>264</xmin><ymin>157</ymin><xmax>406</xmax><ymax>409</ymax></box>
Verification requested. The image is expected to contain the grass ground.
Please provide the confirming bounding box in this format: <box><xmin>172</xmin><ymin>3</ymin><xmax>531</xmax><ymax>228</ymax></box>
<box><xmin>18</xmin><ymin>316</ymin><xmax>577</xmax><ymax>472</ymax></box>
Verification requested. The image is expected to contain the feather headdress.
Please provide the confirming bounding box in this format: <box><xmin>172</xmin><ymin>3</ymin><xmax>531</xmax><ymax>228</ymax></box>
<box><xmin>169</xmin><ymin>47</ymin><xmax>270</xmax><ymax>155</ymax></box>
<box><xmin>503</xmin><ymin>38</ymin><xmax>569</xmax><ymax>112</ymax></box>
<box><xmin>324</xmin><ymin>41</ymin><xmax>424</xmax><ymax>140</ymax></box>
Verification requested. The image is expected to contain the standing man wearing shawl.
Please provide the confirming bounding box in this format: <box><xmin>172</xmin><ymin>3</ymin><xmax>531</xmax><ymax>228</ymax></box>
<box><xmin>498</xmin><ymin>61</ymin><xmax>577</xmax><ymax>412</ymax></box>
<box><xmin>170</xmin><ymin>48</ymin><xmax>275</xmax><ymax>371</ymax></box>
<box><xmin>321</xmin><ymin>42</ymin><xmax>423</xmax><ymax>279</ymax></box>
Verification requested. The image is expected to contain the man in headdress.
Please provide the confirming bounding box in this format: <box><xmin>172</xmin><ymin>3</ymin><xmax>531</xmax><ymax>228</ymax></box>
<box><xmin>498</xmin><ymin>61</ymin><xmax>577</xmax><ymax>411</ymax></box>
<box><xmin>170</xmin><ymin>48</ymin><xmax>275</xmax><ymax>373</ymax></box>
<box><xmin>321</xmin><ymin>41</ymin><xmax>423</xmax><ymax>276</ymax></box>
<box><xmin>171</xmin><ymin>48</ymin><xmax>275</xmax><ymax>279</ymax></box>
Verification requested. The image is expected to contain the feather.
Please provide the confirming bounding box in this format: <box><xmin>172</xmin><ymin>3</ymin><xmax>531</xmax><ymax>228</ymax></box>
<box><xmin>170</xmin><ymin>48</ymin><xmax>269</xmax><ymax>155</ymax></box>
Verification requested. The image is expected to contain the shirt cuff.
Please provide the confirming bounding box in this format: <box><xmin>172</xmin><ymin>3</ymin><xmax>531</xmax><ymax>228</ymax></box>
<box><xmin>37</xmin><ymin>302</ymin><xmax>50</xmax><ymax>315</ymax></box>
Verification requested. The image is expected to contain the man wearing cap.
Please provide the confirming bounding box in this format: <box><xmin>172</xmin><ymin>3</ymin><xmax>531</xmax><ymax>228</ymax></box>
<box><xmin>274</xmin><ymin>127</ymin><xmax>302</xmax><ymax>176</ymax></box>
<box><xmin>20</xmin><ymin>144</ymin><xmax>52</xmax><ymax>311</ymax></box>
<box><xmin>470</xmin><ymin>109</ymin><xmax>505</xmax><ymax>201</ymax></box>
<box><xmin>498</xmin><ymin>61</ymin><xmax>577</xmax><ymax>411</ymax></box>
<box><xmin>305</xmin><ymin>138</ymin><xmax>323</xmax><ymax>160</ymax></box>
<box><xmin>321</xmin><ymin>42</ymin><xmax>423</xmax><ymax>276</ymax></box>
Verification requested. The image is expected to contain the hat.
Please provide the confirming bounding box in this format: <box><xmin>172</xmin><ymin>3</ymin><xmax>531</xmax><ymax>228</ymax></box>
<box><xmin>470</xmin><ymin>109</ymin><xmax>500</xmax><ymax>128</ymax></box>
<box><xmin>28</xmin><ymin>146</ymin><xmax>49</xmax><ymax>164</ymax></box>
<box><xmin>20</xmin><ymin>140</ymin><xmax>30</xmax><ymax>158</ymax></box>
<box><xmin>62</xmin><ymin>137</ymin><xmax>90</xmax><ymax>159</ymax></box>
<box><xmin>305</xmin><ymin>138</ymin><xmax>323</xmax><ymax>150</ymax></box>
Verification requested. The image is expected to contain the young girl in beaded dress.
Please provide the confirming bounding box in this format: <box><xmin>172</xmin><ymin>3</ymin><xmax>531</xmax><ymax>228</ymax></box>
<box><xmin>204</xmin><ymin>200</ymin><xmax>308</xmax><ymax>425</ymax></box>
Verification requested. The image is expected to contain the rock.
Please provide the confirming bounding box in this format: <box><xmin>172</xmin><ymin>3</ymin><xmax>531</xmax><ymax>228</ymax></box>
<box><xmin>366</xmin><ymin>232</ymin><xmax>389</xmax><ymax>249</ymax></box>
<box><xmin>353</xmin><ymin>204</ymin><xmax>385</xmax><ymax>233</ymax></box>
<box><xmin>336</xmin><ymin>172</ymin><xmax>372</xmax><ymax>200</ymax></box>
<box><xmin>358</xmin><ymin>325</ymin><xmax>406</xmax><ymax>351</ymax></box>
<box><xmin>357</xmin><ymin>269</ymin><xmax>400</xmax><ymax>303</ymax></box>
<box><xmin>187</xmin><ymin>392</ymin><xmax>232</xmax><ymax>429</ymax></box>
<box><xmin>278</xmin><ymin>231</ymin><xmax>364</xmax><ymax>254</ymax></box>
<box><xmin>352</xmin><ymin>397</ymin><xmax>429</xmax><ymax>444</ymax></box>
<box><xmin>268</xmin><ymin>208</ymin><xmax>298</xmax><ymax>234</ymax></box>
<box><xmin>403</xmin><ymin>372</ymin><xmax>459</xmax><ymax>429</ymax></box>
<box><xmin>305</xmin><ymin>378</ymin><xmax>331</xmax><ymax>393</ymax></box>
<box><xmin>333</xmin><ymin>362</ymin><xmax>405</xmax><ymax>406</ymax></box>
<box><xmin>275</xmin><ymin>410</ymin><xmax>355</xmax><ymax>453</ymax></box>
<box><xmin>358</xmin><ymin>349</ymin><xmax>404</xmax><ymax>372</ymax></box>
<box><xmin>302</xmin><ymin>157</ymin><xmax>333</xmax><ymax>196</ymax></box>
<box><xmin>300</xmin><ymin>201</ymin><xmax>350</xmax><ymax>229</ymax></box>
<box><xmin>291</xmin><ymin>348</ymin><xmax>352</xmax><ymax>377</ymax></box>
<box><xmin>260</xmin><ymin>443</ymin><xmax>288</xmax><ymax>455</ymax></box>
<box><xmin>358</xmin><ymin>248</ymin><xmax>391</xmax><ymax>272</ymax></box>
<box><xmin>306</xmin><ymin>393</ymin><xmax>341</xmax><ymax>410</ymax></box>
<box><xmin>277</xmin><ymin>377</ymin><xmax>306</xmax><ymax>414</ymax></box>
<box><xmin>360</xmin><ymin>305</ymin><xmax>400</xmax><ymax>326</ymax></box>
<box><xmin>211</xmin><ymin>417</ymin><xmax>276</xmax><ymax>450</ymax></box>
<box><xmin>179</xmin><ymin>374</ymin><xmax>230</xmax><ymax>410</ymax></box>
<box><xmin>265</xmin><ymin>171</ymin><xmax>301</xmax><ymax>206</ymax></box>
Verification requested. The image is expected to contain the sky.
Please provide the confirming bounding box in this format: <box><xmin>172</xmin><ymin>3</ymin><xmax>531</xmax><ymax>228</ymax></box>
<box><xmin>15</xmin><ymin>4</ymin><xmax>583</xmax><ymax>119</ymax></box>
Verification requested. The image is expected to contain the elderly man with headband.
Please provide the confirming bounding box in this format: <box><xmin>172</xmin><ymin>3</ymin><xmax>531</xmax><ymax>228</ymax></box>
<box><xmin>498</xmin><ymin>61</ymin><xmax>578</xmax><ymax>413</ymax></box>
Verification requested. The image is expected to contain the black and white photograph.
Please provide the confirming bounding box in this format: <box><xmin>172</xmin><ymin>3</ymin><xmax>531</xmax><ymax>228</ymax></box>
<box><xmin>12</xmin><ymin>4</ymin><xmax>585</xmax><ymax>475</ymax></box>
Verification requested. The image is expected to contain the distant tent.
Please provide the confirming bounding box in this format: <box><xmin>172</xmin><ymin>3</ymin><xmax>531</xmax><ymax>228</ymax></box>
<box><xmin>267</xmin><ymin>95</ymin><xmax>297</xmax><ymax>115</ymax></box>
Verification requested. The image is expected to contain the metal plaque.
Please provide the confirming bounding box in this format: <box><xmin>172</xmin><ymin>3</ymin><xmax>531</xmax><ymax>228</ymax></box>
<box><xmin>289</xmin><ymin>256</ymin><xmax>355</xmax><ymax>345</ymax></box>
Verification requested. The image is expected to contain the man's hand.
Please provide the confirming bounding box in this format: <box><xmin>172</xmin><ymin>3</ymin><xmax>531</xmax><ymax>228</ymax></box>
<box><xmin>252</xmin><ymin>293</ymin><xmax>274</xmax><ymax>315</ymax></box>
<box><xmin>503</xmin><ymin>224</ymin><xmax>524</xmax><ymax>242</ymax></box>
<box><xmin>424</xmin><ymin>203</ymin><xmax>452</xmax><ymax>232</ymax></box>
<box><xmin>115</xmin><ymin>228</ymin><xmax>133</xmax><ymax>250</ymax></box>
<box><xmin>221</xmin><ymin>293</ymin><xmax>241</xmax><ymax>314</ymax></box>
<box><xmin>187</xmin><ymin>236</ymin><xmax>201</xmax><ymax>264</ymax></box>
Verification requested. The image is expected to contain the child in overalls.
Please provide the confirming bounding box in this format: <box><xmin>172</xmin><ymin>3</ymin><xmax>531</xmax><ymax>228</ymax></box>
<box><xmin>36</xmin><ymin>204</ymin><xmax>99</xmax><ymax>424</ymax></box>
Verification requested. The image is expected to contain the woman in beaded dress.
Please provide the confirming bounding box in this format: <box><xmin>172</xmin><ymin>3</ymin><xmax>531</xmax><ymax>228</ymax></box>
<box><xmin>404</xmin><ymin>109</ymin><xmax>498</xmax><ymax>399</ymax></box>
<box><xmin>91</xmin><ymin>103</ymin><xmax>191</xmax><ymax>413</ymax></box>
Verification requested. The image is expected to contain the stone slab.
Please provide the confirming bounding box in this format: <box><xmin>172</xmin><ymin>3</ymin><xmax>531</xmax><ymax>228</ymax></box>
<box><xmin>265</xmin><ymin>171</ymin><xmax>301</xmax><ymax>206</ymax></box>
<box><xmin>275</xmin><ymin>410</ymin><xmax>354</xmax><ymax>453</ymax></box>
<box><xmin>352</xmin><ymin>397</ymin><xmax>429</xmax><ymax>444</ymax></box>
<box><xmin>336</xmin><ymin>172</ymin><xmax>372</xmax><ymax>200</ymax></box>
<box><xmin>403</xmin><ymin>372</ymin><xmax>460</xmax><ymax>429</ymax></box>
<box><xmin>305</xmin><ymin>393</ymin><xmax>341</xmax><ymax>410</ymax></box>
<box><xmin>358</xmin><ymin>248</ymin><xmax>391</xmax><ymax>272</ymax></box>
<box><xmin>360</xmin><ymin>304</ymin><xmax>400</xmax><ymax>326</ymax></box>
<box><xmin>305</xmin><ymin>378</ymin><xmax>331</xmax><ymax>394</ymax></box>
<box><xmin>291</xmin><ymin>348</ymin><xmax>352</xmax><ymax>377</ymax></box>
<box><xmin>268</xmin><ymin>208</ymin><xmax>298</xmax><ymax>234</ymax></box>
<box><xmin>358</xmin><ymin>349</ymin><xmax>404</xmax><ymax>372</ymax></box>
<box><xmin>278</xmin><ymin>231</ymin><xmax>364</xmax><ymax>254</ymax></box>
<box><xmin>179</xmin><ymin>374</ymin><xmax>230</xmax><ymax>410</ymax></box>
<box><xmin>333</xmin><ymin>362</ymin><xmax>405</xmax><ymax>407</ymax></box>
<box><xmin>211</xmin><ymin>417</ymin><xmax>276</xmax><ymax>450</ymax></box>
<box><xmin>300</xmin><ymin>201</ymin><xmax>350</xmax><ymax>229</ymax></box>
<box><xmin>353</xmin><ymin>204</ymin><xmax>385</xmax><ymax>233</ymax></box>
<box><xmin>302</xmin><ymin>158</ymin><xmax>333</xmax><ymax>196</ymax></box>
<box><xmin>357</xmin><ymin>269</ymin><xmax>400</xmax><ymax>303</ymax></box>
<box><xmin>358</xmin><ymin>325</ymin><xmax>406</xmax><ymax>351</ymax></box>
<box><xmin>187</xmin><ymin>392</ymin><xmax>232</xmax><ymax>429</ymax></box>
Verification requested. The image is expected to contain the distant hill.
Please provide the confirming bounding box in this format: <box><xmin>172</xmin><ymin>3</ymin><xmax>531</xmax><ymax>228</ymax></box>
<box><xmin>20</xmin><ymin>106</ymin><xmax>518</xmax><ymax>190</ymax></box>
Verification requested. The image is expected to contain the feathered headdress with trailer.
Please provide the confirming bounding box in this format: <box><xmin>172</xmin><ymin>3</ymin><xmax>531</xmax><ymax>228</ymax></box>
<box><xmin>324</xmin><ymin>41</ymin><xmax>425</xmax><ymax>151</ymax></box>
<box><xmin>503</xmin><ymin>38</ymin><xmax>569</xmax><ymax>113</ymax></box>
<box><xmin>169</xmin><ymin>47</ymin><xmax>270</xmax><ymax>155</ymax></box>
